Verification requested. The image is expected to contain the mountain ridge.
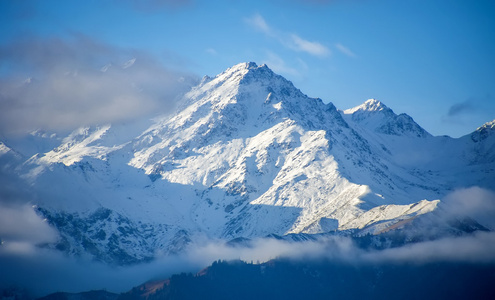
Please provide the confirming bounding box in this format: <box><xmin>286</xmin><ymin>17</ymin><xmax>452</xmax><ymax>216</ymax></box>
<box><xmin>0</xmin><ymin>62</ymin><xmax>493</xmax><ymax>265</ymax></box>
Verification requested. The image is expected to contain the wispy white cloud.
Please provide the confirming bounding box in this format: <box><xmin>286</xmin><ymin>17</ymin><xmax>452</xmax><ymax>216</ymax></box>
<box><xmin>205</xmin><ymin>48</ymin><xmax>217</xmax><ymax>55</ymax></box>
<box><xmin>245</xmin><ymin>13</ymin><xmax>272</xmax><ymax>35</ymax></box>
<box><xmin>290</xmin><ymin>34</ymin><xmax>330</xmax><ymax>57</ymax></box>
<box><xmin>335</xmin><ymin>43</ymin><xmax>356</xmax><ymax>58</ymax></box>
<box><xmin>245</xmin><ymin>14</ymin><xmax>330</xmax><ymax>58</ymax></box>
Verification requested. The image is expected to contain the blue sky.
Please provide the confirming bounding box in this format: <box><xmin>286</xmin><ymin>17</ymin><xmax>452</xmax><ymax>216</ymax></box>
<box><xmin>1</xmin><ymin>0</ymin><xmax>494</xmax><ymax>137</ymax></box>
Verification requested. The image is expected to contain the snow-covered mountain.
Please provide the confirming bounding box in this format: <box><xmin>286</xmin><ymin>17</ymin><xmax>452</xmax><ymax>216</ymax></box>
<box><xmin>1</xmin><ymin>62</ymin><xmax>494</xmax><ymax>264</ymax></box>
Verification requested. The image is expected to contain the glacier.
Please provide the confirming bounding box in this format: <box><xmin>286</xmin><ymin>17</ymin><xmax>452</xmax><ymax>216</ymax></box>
<box><xmin>1</xmin><ymin>62</ymin><xmax>494</xmax><ymax>265</ymax></box>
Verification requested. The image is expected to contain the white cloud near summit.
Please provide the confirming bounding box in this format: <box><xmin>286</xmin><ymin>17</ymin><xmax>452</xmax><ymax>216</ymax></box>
<box><xmin>0</xmin><ymin>35</ymin><xmax>196</xmax><ymax>136</ymax></box>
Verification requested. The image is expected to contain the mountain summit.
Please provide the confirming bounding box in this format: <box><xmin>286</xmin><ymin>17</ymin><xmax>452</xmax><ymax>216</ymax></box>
<box><xmin>1</xmin><ymin>62</ymin><xmax>493</xmax><ymax>264</ymax></box>
<box><xmin>343</xmin><ymin>99</ymin><xmax>430</xmax><ymax>138</ymax></box>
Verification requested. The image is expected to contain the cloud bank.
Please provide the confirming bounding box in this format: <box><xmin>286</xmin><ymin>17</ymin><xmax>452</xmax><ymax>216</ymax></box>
<box><xmin>1</xmin><ymin>187</ymin><xmax>494</xmax><ymax>296</ymax></box>
<box><xmin>2</xmin><ymin>231</ymin><xmax>495</xmax><ymax>297</ymax></box>
<box><xmin>0</xmin><ymin>35</ymin><xmax>197</xmax><ymax>136</ymax></box>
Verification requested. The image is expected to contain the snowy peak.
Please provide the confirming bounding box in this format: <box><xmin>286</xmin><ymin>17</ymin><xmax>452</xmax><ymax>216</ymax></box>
<box><xmin>344</xmin><ymin>99</ymin><xmax>391</xmax><ymax>114</ymax></box>
<box><xmin>222</xmin><ymin>62</ymin><xmax>271</xmax><ymax>77</ymax></box>
<box><xmin>166</xmin><ymin>61</ymin><xmax>336</xmax><ymax>140</ymax></box>
<box><xmin>131</xmin><ymin>62</ymin><xmax>345</xmax><ymax>177</ymax></box>
<box><xmin>343</xmin><ymin>99</ymin><xmax>396</xmax><ymax>124</ymax></box>
<box><xmin>469</xmin><ymin>119</ymin><xmax>495</xmax><ymax>164</ymax></box>
<box><xmin>471</xmin><ymin>119</ymin><xmax>495</xmax><ymax>142</ymax></box>
<box><xmin>228</xmin><ymin>61</ymin><xmax>259</xmax><ymax>71</ymax></box>
<box><xmin>343</xmin><ymin>99</ymin><xmax>430</xmax><ymax>138</ymax></box>
<box><xmin>200</xmin><ymin>62</ymin><xmax>306</xmax><ymax>101</ymax></box>
<box><xmin>200</xmin><ymin>62</ymin><xmax>277</xmax><ymax>90</ymax></box>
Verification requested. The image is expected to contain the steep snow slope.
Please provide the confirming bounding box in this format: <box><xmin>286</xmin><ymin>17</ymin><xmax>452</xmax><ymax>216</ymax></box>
<box><xmin>1</xmin><ymin>62</ymin><xmax>493</xmax><ymax>264</ymax></box>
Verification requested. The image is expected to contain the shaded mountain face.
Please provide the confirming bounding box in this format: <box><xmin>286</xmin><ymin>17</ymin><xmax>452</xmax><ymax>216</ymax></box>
<box><xmin>1</xmin><ymin>62</ymin><xmax>494</xmax><ymax>264</ymax></box>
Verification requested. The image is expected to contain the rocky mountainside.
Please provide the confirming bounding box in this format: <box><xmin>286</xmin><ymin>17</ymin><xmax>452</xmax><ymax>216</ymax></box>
<box><xmin>1</xmin><ymin>62</ymin><xmax>494</xmax><ymax>265</ymax></box>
